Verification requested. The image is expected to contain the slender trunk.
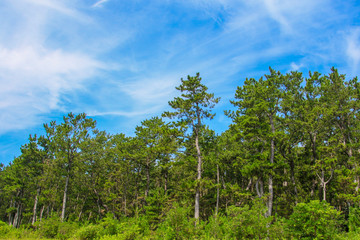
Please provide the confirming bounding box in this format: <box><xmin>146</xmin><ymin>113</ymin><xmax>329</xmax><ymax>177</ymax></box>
<box><xmin>267</xmin><ymin>114</ymin><xmax>275</xmax><ymax>217</ymax></box>
<box><xmin>164</xmin><ymin>170</ymin><xmax>168</xmax><ymax>194</ymax></box>
<box><xmin>13</xmin><ymin>203</ymin><xmax>22</xmax><ymax>228</ymax></box>
<box><xmin>256</xmin><ymin>178</ymin><xmax>264</xmax><ymax>198</ymax></box>
<box><xmin>322</xmin><ymin>170</ymin><xmax>326</xmax><ymax>201</ymax></box>
<box><xmin>61</xmin><ymin>174</ymin><xmax>69</xmax><ymax>222</ymax></box>
<box><xmin>194</xmin><ymin>128</ymin><xmax>202</xmax><ymax>223</ymax></box>
<box><xmin>215</xmin><ymin>164</ymin><xmax>220</xmax><ymax>216</ymax></box>
<box><xmin>32</xmin><ymin>187</ymin><xmax>41</xmax><ymax>225</ymax></box>
<box><xmin>78</xmin><ymin>210</ymin><xmax>82</xmax><ymax>222</ymax></box>
<box><xmin>289</xmin><ymin>157</ymin><xmax>298</xmax><ymax>204</ymax></box>
<box><xmin>145</xmin><ymin>160</ymin><xmax>150</xmax><ymax>198</ymax></box>
<box><xmin>135</xmin><ymin>168</ymin><xmax>139</xmax><ymax>218</ymax></box>
<box><xmin>124</xmin><ymin>182</ymin><xmax>127</xmax><ymax>216</ymax></box>
<box><xmin>246</xmin><ymin>178</ymin><xmax>252</xmax><ymax>191</ymax></box>
<box><xmin>8</xmin><ymin>198</ymin><xmax>14</xmax><ymax>226</ymax></box>
<box><xmin>39</xmin><ymin>205</ymin><xmax>45</xmax><ymax>222</ymax></box>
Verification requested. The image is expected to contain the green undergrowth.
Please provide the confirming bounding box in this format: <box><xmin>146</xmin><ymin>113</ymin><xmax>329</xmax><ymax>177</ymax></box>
<box><xmin>2</xmin><ymin>201</ymin><xmax>360</xmax><ymax>240</ymax></box>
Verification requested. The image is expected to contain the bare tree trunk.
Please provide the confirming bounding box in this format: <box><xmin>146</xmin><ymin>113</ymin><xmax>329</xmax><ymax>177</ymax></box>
<box><xmin>256</xmin><ymin>178</ymin><xmax>264</xmax><ymax>198</ymax></box>
<box><xmin>124</xmin><ymin>183</ymin><xmax>127</xmax><ymax>216</ymax></box>
<box><xmin>316</xmin><ymin>170</ymin><xmax>333</xmax><ymax>201</ymax></box>
<box><xmin>13</xmin><ymin>203</ymin><xmax>22</xmax><ymax>228</ymax></box>
<box><xmin>289</xmin><ymin>158</ymin><xmax>298</xmax><ymax>204</ymax></box>
<box><xmin>145</xmin><ymin>161</ymin><xmax>150</xmax><ymax>198</ymax></box>
<box><xmin>32</xmin><ymin>187</ymin><xmax>41</xmax><ymax>225</ymax></box>
<box><xmin>267</xmin><ymin>114</ymin><xmax>275</xmax><ymax>217</ymax></box>
<box><xmin>215</xmin><ymin>164</ymin><xmax>220</xmax><ymax>216</ymax></box>
<box><xmin>8</xmin><ymin>198</ymin><xmax>14</xmax><ymax>226</ymax></box>
<box><xmin>194</xmin><ymin>127</ymin><xmax>202</xmax><ymax>223</ymax></box>
<box><xmin>164</xmin><ymin>170</ymin><xmax>168</xmax><ymax>194</ymax></box>
<box><xmin>39</xmin><ymin>205</ymin><xmax>45</xmax><ymax>222</ymax></box>
<box><xmin>61</xmin><ymin>174</ymin><xmax>69</xmax><ymax>222</ymax></box>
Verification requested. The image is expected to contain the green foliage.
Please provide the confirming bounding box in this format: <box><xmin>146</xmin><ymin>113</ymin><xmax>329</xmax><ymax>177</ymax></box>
<box><xmin>74</xmin><ymin>224</ymin><xmax>101</xmax><ymax>240</ymax></box>
<box><xmin>56</xmin><ymin>221</ymin><xmax>78</xmax><ymax>240</ymax></box>
<box><xmin>349</xmin><ymin>206</ymin><xmax>360</xmax><ymax>232</ymax></box>
<box><xmin>0</xmin><ymin>220</ymin><xmax>12</xmax><ymax>236</ymax></box>
<box><xmin>155</xmin><ymin>203</ymin><xmax>195</xmax><ymax>240</ymax></box>
<box><xmin>287</xmin><ymin>200</ymin><xmax>342</xmax><ymax>239</ymax></box>
<box><xmin>34</xmin><ymin>216</ymin><xmax>62</xmax><ymax>238</ymax></box>
<box><xmin>221</xmin><ymin>200</ymin><xmax>283</xmax><ymax>239</ymax></box>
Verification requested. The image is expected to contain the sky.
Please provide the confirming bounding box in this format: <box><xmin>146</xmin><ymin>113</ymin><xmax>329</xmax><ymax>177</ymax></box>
<box><xmin>1</xmin><ymin>0</ymin><xmax>360</xmax><ymax>165</ymax></box>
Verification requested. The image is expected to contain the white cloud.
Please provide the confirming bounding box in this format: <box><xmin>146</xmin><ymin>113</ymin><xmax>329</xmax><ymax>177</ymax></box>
<box><xmin>346</xmin><ymin>28</ymin><xmax>360</xmax><ymax>73</ymax></box>
<box><xmin>88</xmin><ymin>107</ymin><xmax>160</xmax><ymax>118</ymax></box>
<box><xmin>0</xmin><ymin>45</ymin><xmax>108</xmax><ymax>133</ymax></box>
<box><xmin>119</xmin><ymin>75</ymin><xmax>179</xmax><ymax>106</ymax></box>
<box><xmin>290</xmin><ymin>62</ymin><xmax>303</xmax><ymax>71</ymax></box>
<box><xmin>0</xmin><ymin>1</ymin><xmax>112</xmax><ymax>133</ymax></box>
<box><xmin>92</xmin><ymin>0</ymin><xmax>109</xmax><ymax>8</ymax></box>
<box><xmin>263</xmin><ymin>0</ymin><xmax>291</xmax><ymax>33</ymax></box>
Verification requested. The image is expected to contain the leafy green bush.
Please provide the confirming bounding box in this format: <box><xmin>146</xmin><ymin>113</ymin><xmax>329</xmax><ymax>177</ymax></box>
<box><xmin>349</xmin><ymin>206</ymin><xmax>360</xmax><ymax>232</ymax></box>
<box><xmin>34</xmin><ymin>216</ymin><xmax>62</xmax><ymax>238</ymax></box>
<box><xmin>98</xmin><ymin>213</ymin><xmax>120</xmax><ymax>236</ymax></box>
<box><xmin>74</xmin><ymin>224</ymin><xmax>102</xmax><ymax>240</ymax></box>
<box><xmin>221</xmin><ymin>200</ymin><xmax>271</xmax><ymax>239</ymax></box>
<box><xmin>56</xmin><ymin>221</ymin><xmax>78</xmax><ymax>240</ymax></box>
<box><xmin>0</xmin><ymin>220</ymin><xmax>12</xmax><ymax>236</ymax></box>
<box><xmin>287</xmin><ymin>200</ymin><xmax>342</xmax><ymax>240</ymax></box>
<box><xmin>155</xmin><ymin>203</ymin><xmax>195</xmax><ymax>240</ymax></box>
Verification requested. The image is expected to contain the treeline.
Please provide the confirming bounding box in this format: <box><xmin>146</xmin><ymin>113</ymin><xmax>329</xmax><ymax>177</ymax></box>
<box><xmin>1</xmin><ymin>68</ymin><xmax>360</xmax><ymax>239</ymax></box>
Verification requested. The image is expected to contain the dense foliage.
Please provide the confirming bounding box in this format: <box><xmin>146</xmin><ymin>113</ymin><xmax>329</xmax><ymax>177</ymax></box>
<box><xmin>1</xmin><ymin>68</ymin><xmax>360</xmax><ymax>239</ymax></box>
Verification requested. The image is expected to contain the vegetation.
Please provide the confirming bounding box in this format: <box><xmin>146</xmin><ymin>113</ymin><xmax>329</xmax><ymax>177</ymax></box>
<box><xmin>1</xmin><ymin>69</ymin><xmax>360</xmax><ymax>239</ymax></box>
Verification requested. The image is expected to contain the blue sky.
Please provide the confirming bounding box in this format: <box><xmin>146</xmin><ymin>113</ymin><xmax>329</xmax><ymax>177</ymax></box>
<box><xmin>1</xmin><ymin>0</ymin><xmax>360</xmax><ymax>165</ymax></box>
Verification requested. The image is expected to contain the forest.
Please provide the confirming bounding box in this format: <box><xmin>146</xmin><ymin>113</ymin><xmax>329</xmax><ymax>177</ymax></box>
<box><xmin>1</xmin><ymin>68</ymin><xmax>360</xmax><ymax>239</ymax></box>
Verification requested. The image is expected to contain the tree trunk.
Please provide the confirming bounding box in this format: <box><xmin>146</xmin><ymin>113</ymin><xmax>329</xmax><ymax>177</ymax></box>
<box><xmin>61</xmin><ymin>174</ymin><xmax>69</xmax><ymax>222</ymax></box>
<box><xmin>13</xmin><ymin>203</ymin><xmax>22</xmax><ymax>228</ymax></box>
<box><xmin>8</xmin><ymin>198</ymin><xmax>14</xmax><ymax>226</ymax></box>
<box><xmin>289</xmin><ymin>157</ymin><xmax>298</xmax><ymax>204</ymax></box>
<box><xmin>145</xmin><ymin>161</ymin><xmax>150</xmax><ymax>198</ymax></box>
<box><xmin>194</xmin><ymin>127</ymin><xmax>202</xmax><ymax>223</ymax></box>
<box><xmin>124</xmin><ymin>182</ymin><xmax>127</xmax><ymax>216</ymax></box>
<box><xmin>215</xmin><ymin>164</ymin><xmax>220</xmax><ymax>216</ymax></box>
<box><xmin>267</xmin><ymin>114</ymin><xmax>275</xmax><ymax>217</ymax></box>
<box><xmin>32</xmin><ymin>187</ymin><xmax>41</xmax><ymax>225</ymax></box>
<box><xmin>256</xmin><ymin>178</ymin><xmax>264</xmax><ymax>198</ymax></box>
<box><xmin>39</xmin><ymin>205</ymin><xmax>45</xmax><ymax>222</ymax></box>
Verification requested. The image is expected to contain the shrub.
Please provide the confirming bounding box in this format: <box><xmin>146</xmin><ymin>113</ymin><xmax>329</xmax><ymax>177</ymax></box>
<box><xmin>221</xmin><ymin>200</ymin><xmax>271</xmax><ymax>239</ymax></box>
<box><xmin>155</xmin><ymin>203</ymin><xmax>195</xmax><ymax>240</ymax></box>
<box><xmin>56</xmin><ymin>221</ymin><xmax>78</xmax><ymax>240</ymax></box>
<box><xmin>287</xmin><ymin>200</ymin><xmax>342</xmax><ymax>240</ymax></box>
<box><xmin>349</xmin><ymin>206</ymin><xmax>360</xmax><ymax>232</ymax></box>
<box><xmin>0</xmin><ymin>220</ymin><xmax>12</xmax><ymax>237</ymax></box>
<box><xmin>34</xmin><ymin>216</ymin><xmax>62</xmax><ymax>238</ymax></box>
<box><xmin>74</xmin><ymin>224</ymin><xmax>102</xmax><ymax>240</ymax></box>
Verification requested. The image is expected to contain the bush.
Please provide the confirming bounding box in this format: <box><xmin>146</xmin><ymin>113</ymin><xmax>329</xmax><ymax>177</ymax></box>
<box><xmin>221</xmin><ymin>200</ymin><xmax>271</xmax><ymax>239</ymax></box>
<box><xmin>287</xmin><ymin>200</ymin><xmax>342</xmax><ymax>240</ymax></box>
<box><xmin>349</xmin><ymin>206</ymin><xmax>360</xmax><ymax>232</ymax></box>
<box><xmin>74</xmin><ymin>224</ymin><xmax>102</xmax><ymax>240</ymax></box>
<box><xmin>0</xmin><ymin>220</ymin><xmax>12</xmax><ymax>236</ymax></box>
<box><xmin>57</xmin><ymin>221</ymin><xmax>78</xmax><ymax>240</ymax></box>
<box><xmin>155</xmin><ymin>203</ymin><xmax>195</xmax><ymax>240</ymax></box>
<box><xmin>34</xmin><ymin>216</ymin><xmax>62</xmax><ymax>238</ymax></box>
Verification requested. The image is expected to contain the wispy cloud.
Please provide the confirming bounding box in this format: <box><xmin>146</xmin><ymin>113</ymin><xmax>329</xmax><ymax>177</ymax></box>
<box><xmin>346</xmin><ymin>28</ymin><xmax>360</xmax><ymax>74</ymax></box>
<box><xmin>92</xmin><ymin>0</ymin><xmax>109</xmax><ymax>8</ymax></box>
<box><xmin>0</xmin><ymin>1</ymin><xmax>112</xmax><ymax>133</ymax></box>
